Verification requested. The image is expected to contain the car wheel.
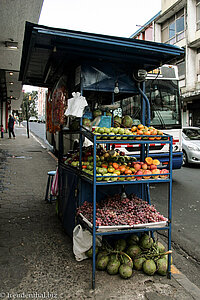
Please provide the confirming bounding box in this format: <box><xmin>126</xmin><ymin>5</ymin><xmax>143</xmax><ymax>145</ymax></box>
<box><xmin>182</xmin><ymin>151</ymin><xmax>188</xmax><ymax>166</ymax></box>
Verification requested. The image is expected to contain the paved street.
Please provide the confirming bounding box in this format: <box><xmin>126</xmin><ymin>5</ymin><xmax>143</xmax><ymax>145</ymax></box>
<box><xmin>149</xmin><ymin>164</ymin><xmax>200</xmax><ymax>288</ymax></box>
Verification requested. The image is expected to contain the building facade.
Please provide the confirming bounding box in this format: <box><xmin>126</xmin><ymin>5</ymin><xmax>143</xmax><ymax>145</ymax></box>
<box><xmin>132</xmin><ymin>0</ymin><xmax>200</xmax><ymax>127</ymax></box>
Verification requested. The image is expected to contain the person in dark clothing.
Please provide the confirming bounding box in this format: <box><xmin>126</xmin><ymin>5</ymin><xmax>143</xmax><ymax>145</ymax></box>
<box><xmin>8</xmin><ymin>115</ymin><xmax>15</xmax><ymax>138</ymax></box>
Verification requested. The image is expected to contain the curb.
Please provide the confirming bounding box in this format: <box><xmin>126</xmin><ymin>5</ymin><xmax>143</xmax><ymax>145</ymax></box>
<box><xmin>171</xmin><ymin>266</ymin><xmax>200</xmax><ymax>300</ymax></box>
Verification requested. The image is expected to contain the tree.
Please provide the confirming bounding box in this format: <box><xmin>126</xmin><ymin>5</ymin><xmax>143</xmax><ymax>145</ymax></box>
<box><xmin>21</xmin><ymin>91</ymin><xmax>38</xmax><ymax>120</ymax></box>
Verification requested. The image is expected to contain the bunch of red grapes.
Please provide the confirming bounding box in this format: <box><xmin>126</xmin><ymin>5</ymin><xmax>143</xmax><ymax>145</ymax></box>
<box><xmin>77</xmin><ymin>194</ymin><xmax>167</xmax><ymax>227</ymax></box>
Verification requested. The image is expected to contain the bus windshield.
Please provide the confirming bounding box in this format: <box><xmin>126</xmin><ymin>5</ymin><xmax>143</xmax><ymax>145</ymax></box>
<box><xmin>146</xmin><ymin>79</ymin><xmax>181</xmax><ymax>128</ymax></box>
<box><xmin>119</xmin><ymin>79</ymin><xmax>181</xmax><ymax>129</ymax></box>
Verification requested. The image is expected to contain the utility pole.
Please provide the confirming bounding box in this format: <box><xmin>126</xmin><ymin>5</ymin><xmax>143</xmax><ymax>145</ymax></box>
<box><xmin>25</xmin><ymin>95</ymin><xmax>31</xmax><ymax>138</ymax></box>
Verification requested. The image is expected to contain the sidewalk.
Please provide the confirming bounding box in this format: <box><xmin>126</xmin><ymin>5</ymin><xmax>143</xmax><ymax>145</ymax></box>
<box><xmin>0</xmin><ymin>125</ymin><xmax>199</xmax><ymax>300</ymax></box>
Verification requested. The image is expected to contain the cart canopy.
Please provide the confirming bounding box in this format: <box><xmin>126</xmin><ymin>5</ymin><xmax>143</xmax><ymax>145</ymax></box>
<box><xmin>19</xmin><ymin>22</ymin><xmax>184</xmax><ymax>89</ymax></box>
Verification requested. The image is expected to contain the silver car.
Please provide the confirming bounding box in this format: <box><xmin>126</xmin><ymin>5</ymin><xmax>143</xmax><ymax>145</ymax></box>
<box><xmin>182</xmin><ymin>127</ymin><xmax>200</xmax><ymax>166</ymax></box>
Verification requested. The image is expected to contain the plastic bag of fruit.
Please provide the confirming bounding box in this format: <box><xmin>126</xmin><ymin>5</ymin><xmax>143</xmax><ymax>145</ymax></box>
<box><xmin>73</xmin><ymin>224</ymin><xmax>101</xmax><ymax>261</ymax></box>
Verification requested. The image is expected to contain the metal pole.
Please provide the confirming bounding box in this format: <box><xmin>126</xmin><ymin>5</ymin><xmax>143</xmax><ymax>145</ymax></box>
<box><xmin>26</xmin><ymin>100</ymin><xmax>30</xmax><ymax>138</ymax></box>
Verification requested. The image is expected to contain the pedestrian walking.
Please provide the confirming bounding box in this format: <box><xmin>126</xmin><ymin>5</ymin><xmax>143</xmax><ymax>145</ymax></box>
<box><xmin>8</xmin><ymin>115</ymin><xmax>15</xmax><ymax>138</ymax></box>
<box><xmin>1</xmin><ymin>124</ymin><xmax>4</xmax><ymax>138</ymax></box>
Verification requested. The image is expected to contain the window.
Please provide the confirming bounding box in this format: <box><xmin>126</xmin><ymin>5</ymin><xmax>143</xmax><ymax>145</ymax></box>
<box><xmin>161</xmin><ymin>9</ymin><xmax>185</xmax><ymax>44</ymax></box>
<box><xmin>177</xmin><ymin>61</ymin><xmax>185</xmax><ymax>78</ymax></box>
<box><xmin>196</xmin><ymin>0</ymin><xmax>200</xmax><ymax>30</ymax></box>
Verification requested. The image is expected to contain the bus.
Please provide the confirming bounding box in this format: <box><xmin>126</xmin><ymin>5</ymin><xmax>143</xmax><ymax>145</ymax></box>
<box><xmin>115</xmin><ymin>65</ymin><xmax>183</xmax><ymax>169</ymax></box>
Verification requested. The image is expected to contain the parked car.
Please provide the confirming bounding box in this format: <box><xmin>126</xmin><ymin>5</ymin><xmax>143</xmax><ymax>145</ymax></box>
<box><xmin>182</xmin><ymin>127</ymin><xmax>200</xmax><ymax>166</ymax></box>
<box><xmin>38</xmin><ymin>116</ymin><xmax>45</xmax><ymax>123</ymax></box>
<box><xmin>29</xmin><ymin>116</ymin><xmax>38</xmax><ymax>122</ymax></box>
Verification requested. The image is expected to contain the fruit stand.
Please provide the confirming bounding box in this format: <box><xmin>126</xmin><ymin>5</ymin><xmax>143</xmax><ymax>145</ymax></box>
<box><xmin>19</xmin><ymin>22</ymin><xmax>184</xmax><ymax>289</ymax></box>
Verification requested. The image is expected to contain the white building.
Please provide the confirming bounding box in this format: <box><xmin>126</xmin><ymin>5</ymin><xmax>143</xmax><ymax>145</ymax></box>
<box><xmin>37</xmin><ymin>87</ymin><xmax>47</xmax><ymax>119</ymax></box>
<box><xmin>131</xmin><ymin>0</ymin><xmax>200</xmax><ymax>127</ymax></box>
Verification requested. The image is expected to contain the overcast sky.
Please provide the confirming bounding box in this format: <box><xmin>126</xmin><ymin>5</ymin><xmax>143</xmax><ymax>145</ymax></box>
<box><xmin>24</xmin><ymin>0</ymin><xmax>161</xmax><ymax>91</ymax></box>
<box><xmin>39</xmin><ymin>0</ymin><xmax>161</xmax><ymax>37</ymax></box>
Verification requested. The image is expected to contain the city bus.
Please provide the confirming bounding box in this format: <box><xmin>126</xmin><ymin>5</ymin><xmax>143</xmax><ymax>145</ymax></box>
<box><xmin>115</xmin><ymin>65</ymin><xmax>183</xmax><ymax>169</ymax></box>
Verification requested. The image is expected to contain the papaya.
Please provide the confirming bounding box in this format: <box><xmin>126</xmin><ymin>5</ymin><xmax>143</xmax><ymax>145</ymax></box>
<box><xmin>145</xmin><ymin>157</ymin><xmax>153</xmax><ymax>165</ymax></box>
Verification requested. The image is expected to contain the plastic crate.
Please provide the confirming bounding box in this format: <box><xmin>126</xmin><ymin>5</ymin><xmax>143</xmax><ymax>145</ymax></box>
<box><xmin>98</xmin><ymin>116</ymin><xmax>111</xmax><ymax>128</ymax></box>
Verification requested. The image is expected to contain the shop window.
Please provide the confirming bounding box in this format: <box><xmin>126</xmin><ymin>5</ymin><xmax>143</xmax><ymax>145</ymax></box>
<box><xmin>177</xmin><ymin>61</ymin><xmax>185</xmax><ymax>79</ymax></box>
<box><xmin>161</xmin><ymin>9</ymin><xmax>185</xmax><ymax>44</ymax></box>
<box><xmin>196</xmin><ymin>0</ymin><xmax>200</xmax><ymax>30</ymax></box>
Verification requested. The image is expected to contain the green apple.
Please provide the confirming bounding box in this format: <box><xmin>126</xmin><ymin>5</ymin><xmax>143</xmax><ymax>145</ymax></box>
<box><xmin>124</xmin><ymin>129</ymin><xmax>130</xmax><ymax>135</ymax></box>
<box><xmin>118</xmin><ymin>128</ymin><xmax>125</xmax><ymax>135</ymax></box>
<box><xmin>94</xmin><ymin>127</ymin><xmax>99</xmax><ymax>132</ymax></box>
<box><xmin>109</xmin><ymin>133</ymin><xmax>115</xmax><ymax>140</ymax></box>
<box><xmin>101</xmin><ymin>168</ymin><xmax>108</xmax><ymax>175</ymax></box>
<box><xmin>98</xmin><ymin>127</ymin><xmax>105</xmax><ymax>134</ymax></box>
<box><xmin>116</xmin><ymin>134</ymin><xmax>121</xmax><ymax>140</ymax></box>
<box><xmin>112</xmin><ymin>128</ymin><xmax>119</xmax><ymax>134</ymax></box>
<box><xmin>96</xmin><ymin>174</ymin><xmax>103</xmax><ymax>181</ymax></box>
<box><xmin>110</xmin><ymin>174</ymin><xmax>118</xmax><ymax>181</ymax></box>
<box><xmin>102</xmin><ymin>133</ymin><xmax>108</xmax><ymax>140</ymax></box>
<box><xmin>96</xmin><ymin>161</ymin><xmax>102</xmax><ymax>167</ymax></box>
<box><xmin>104</xmin><ymin>127</ymin><xmax>110</xmax><ymax>134</ymax></box>
<box><xmin>87</xmin><ymin>164</ymin><xmax>93</xmax><ymax>171</ymax></box>
<box><xmin>87</xmin><ymin>156</ymin><xmax>93</xmax><ymax>162</ymax></box>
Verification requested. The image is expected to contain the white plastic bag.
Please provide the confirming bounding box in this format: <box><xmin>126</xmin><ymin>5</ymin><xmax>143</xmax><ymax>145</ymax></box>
<box><xmin>65</xmin><ymin>92</ymin><xmax>88</xmax><ymax>118</ymax></box>
<box><xmin>73</xmin><ymin>224</ymin><xmax>101</xmax><ymax>261</ymax></box>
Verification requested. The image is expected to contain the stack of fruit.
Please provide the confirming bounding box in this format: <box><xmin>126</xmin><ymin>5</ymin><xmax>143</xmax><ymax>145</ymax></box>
<box><xmin>77</xmin><ymin>193</ymin><xmax>167</xmax><ymax>227</ymax></box>
<box><xmin>92</xmin><ymin>124</ymin><xmax>166</xmax><ymax>140</ymax></box>
<box><xmin>64</xmin><ymin>146</ymin><xmax>169</xmax><ymax>181</ymax></box>
<box><xmin>85</xmin><ymin>234</ymin><xmax>172</xmax><ymax>279</ymax></box>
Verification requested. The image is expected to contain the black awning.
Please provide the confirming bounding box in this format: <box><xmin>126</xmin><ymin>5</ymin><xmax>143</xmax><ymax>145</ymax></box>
<box><xmin>19</xmin><ymin>22</ymin><xmax>184</xmax><ymax>88</ymax></box>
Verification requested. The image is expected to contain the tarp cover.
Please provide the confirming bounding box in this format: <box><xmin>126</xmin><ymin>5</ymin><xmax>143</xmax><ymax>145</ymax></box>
<box><xmin>81</xmin><ymin>62</ymin><xmax>137</xmax><ymax>93</ymax></box>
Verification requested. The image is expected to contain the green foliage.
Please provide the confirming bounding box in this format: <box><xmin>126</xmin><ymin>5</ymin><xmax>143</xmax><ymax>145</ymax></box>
<box><xmin>20</xmin><ymin>91</ymin><xmax>38</xmax><ymax>120</ymax></box>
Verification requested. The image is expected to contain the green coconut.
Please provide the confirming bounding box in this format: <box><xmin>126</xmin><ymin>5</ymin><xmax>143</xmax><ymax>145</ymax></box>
<box><xmin>140</xmin><ymin>234</ymin><xmax>154</xmax><ymax>249</ymax></box>
<box><xmin>114</xmin><ymin>116</ymin><xmax>122</xmax><ymax>127</ymax></box>
<box><xmin>96</xmin><ymin>255</ymin><xmax>109</xmax><ymax>270</ymax></box>
<box><xmin>119</xmin><ymin>264</ymin><xmax>133</xmax><ymax>279</ymax></box>
<box><xmin>134</xmin><ymin>257</ymin><xmax>146</xmax><ymax>271</ymax></box>
<box><xmin>143</xmin><ymin>259</ymin><xmax>156</xmax><ymax>276</ymax></box>
<box><xmin>120</xmin><ymin>255</ymin><xmax>133</xmax><ymax>269</ymax></box>
<box><xmin>107</xmin><ymin>259</ymin><xmax>121</xmax><ymax>275</ymax></box>
<box><xmin>97</xmin><ymin>250</ymin><xmax>109</xmax><ymax>260</ymax></box>
<box><xmin>126</xmin><ymin>245</ymin><xmax>142</xmax><ymax>259</ymax></box>
<box><xmin>156</xmin><ymin>258</ymin><xmax>168</xmax><ymax>276</ymax></box>
<box><xmin>157</xmin><ymin>241</ymin><xmax>166</xmax><ymax>253</ymax></box>
<box><xmin>114</xmin><ymin>239</ymin><xmax>127</xmax><ymax>251</ymax></box>
<box><xmin>109</xmin><ymin>253</ymin><xmax>118</xmax><ymax>261</ymax></box>
<box><xmin>163</xmin><ymin>254</ymin><xmax>173</xmax><ymax>265</ymax></box>
<box><xmin>85</xmin><ymin>246</ymin><xmax>99</xmax><ymax>258</ymax></box>
<box><xmin>127</xmin><ymin>234</ymin><xmax>139</xmax><ymax>246</ymax></box>
<box><xmin>122</xmin><ymin>115</ymin><xmax>133</xmax><ymax>128</ymax></box>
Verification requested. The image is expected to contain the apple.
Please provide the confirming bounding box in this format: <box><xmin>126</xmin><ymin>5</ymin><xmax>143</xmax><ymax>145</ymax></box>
<box><xmin>98</xmin><ymin>127</ymin><xmax>104</xmax><ymax>134</ymax></box>
<box><xmin>71</xmin><ymin>161</ymin><xmax>79</xmax><ymax>167</ymax></box>
<box><xmin>151</xmin><ymin>168</ymin><xmax>161</xmax><ymax>179</ymax></box>
<box><xmin>141</xmin><ymin>163</ymin><xmax>148</xmax><ymax>170</ymax></box>
<box><xmin>143</xmin><ymin>170</ymin><xmax>152</xmax><ymax>179</ymax></box>
<box><xmin>134</xmin><ymin>163</ymin><xmax>141</xmax><ymax>171</ymax></box>
<box><xmin>96</xmin><ymin>174</ymin><xmax>103</xmax><ymax>181</ymax></box>
<box><xmin>150</xmin><ymin>164</ymin><xmax>157</xmax><ymax>170</ymax></box>
<box><xmin>135</xmin><ymin>170</ymin><xmax>143</xmax><ymax>180</ymax></box>
<box><xmin>104</xmin><ymin>127</ymin><xmax>110</xmax><ymax>134</ymax></box>
<box><xmin>112</xmin><ymin>128</ymin><xmax>119</xmax><ymax>134</ymax></box>
<box><xmin>160</xmin><ymin>169</ymin><xmax>169</xmax><ymax>179</ymax></box>
<box><xmin>118</xmin><ymin>128</ymin><xmax>125</xmax><ymax>135</ymax></box>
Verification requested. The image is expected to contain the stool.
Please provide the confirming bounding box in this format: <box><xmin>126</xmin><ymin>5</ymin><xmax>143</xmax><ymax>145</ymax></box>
<box><xmin>45</xmin><ymin>171</ymin><xmax>56</xmax><ymax>203</ymax></box>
